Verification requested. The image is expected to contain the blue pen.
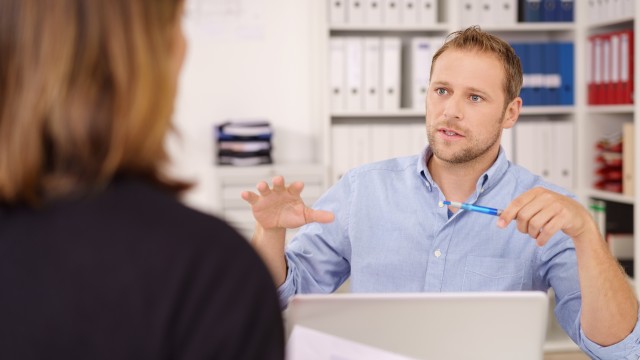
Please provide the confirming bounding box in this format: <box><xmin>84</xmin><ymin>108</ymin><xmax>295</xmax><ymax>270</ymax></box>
<box><xmin>438</xmin><ymin>200</ymin><xmax>503</xmax><ymax>216</ymax></box>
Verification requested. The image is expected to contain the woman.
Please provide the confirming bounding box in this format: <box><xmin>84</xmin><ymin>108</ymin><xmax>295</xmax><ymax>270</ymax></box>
<box><xmin>0</xmin><ymin>1</ymin><xmax>284</xmax><ymax>359</ymax></box>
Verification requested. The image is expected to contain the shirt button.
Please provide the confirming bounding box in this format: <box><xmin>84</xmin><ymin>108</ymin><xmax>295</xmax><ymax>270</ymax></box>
<box><xmin>434</xmin><ymin>249</ymin><xmax>442</xmax><ymax>258</ymax></box>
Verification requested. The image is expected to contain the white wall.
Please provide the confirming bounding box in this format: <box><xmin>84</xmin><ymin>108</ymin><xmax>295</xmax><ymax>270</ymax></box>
<box><xmin>168</xmin><ymin>0</ymin><xmax>321</xmax><ymax>214</ymax></box>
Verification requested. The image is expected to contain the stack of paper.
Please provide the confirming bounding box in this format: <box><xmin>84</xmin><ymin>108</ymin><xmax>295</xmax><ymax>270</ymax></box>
<box><xmin>215</xmin><ymin>120</ymin><xmax>273</xmax><ymax>166</ymax></box>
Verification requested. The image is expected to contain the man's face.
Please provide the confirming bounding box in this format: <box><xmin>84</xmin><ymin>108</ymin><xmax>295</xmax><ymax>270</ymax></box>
<box><xmin>426</xmin><ymin>49</ymin><xmax>511</xmax><ymax>165</ymax></box>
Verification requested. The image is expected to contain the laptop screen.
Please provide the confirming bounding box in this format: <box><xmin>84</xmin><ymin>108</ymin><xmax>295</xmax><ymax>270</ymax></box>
<box><xmin>285</xmin><ymin>291</ymin><xmax>549</xmax><ymax>360</ymax></box>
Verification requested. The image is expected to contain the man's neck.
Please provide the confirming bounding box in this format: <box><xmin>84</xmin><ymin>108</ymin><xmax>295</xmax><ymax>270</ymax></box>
<box><xmin>427</xmin><ymin>149</ymin><xmax>499</xmax><ymax>203</ymax></box>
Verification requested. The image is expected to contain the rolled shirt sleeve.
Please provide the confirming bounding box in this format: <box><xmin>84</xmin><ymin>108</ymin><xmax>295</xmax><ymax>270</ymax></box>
<box><xmin>578</xmin><ymin>312</ymin><xmax>640</xmax><ymax>359</ymax></box>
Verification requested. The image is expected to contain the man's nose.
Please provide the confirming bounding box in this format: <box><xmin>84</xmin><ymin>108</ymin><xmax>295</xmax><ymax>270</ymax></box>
<box><xmin>442</xmin><ymin>96</ymin><xmax>463</xmax><ymax>120</ymax></box>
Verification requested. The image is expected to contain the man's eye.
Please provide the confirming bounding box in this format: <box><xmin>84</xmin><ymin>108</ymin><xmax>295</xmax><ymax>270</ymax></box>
<box><xmin>470</xmin><ymin>95</ymin><xmax>482</xmax><ymax>102</ymax></box>
<box><xmin>436</xmin><ymin>88</ymin><xmax>447</xmax><ymax>95</ymax></box>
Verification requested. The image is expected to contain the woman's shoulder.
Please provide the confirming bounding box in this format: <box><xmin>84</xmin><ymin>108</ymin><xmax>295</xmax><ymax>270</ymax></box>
<box><xmin>108</xmin><ymin>177</ymin><xmax>250</xmax><ymax>248</ymax></box>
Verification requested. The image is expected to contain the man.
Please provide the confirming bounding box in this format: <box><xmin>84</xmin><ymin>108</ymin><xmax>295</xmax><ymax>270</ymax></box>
<box><xmin>242</xmin><ymin>27</ymin><xmax>639</xmax><ymax>359</ymax></box>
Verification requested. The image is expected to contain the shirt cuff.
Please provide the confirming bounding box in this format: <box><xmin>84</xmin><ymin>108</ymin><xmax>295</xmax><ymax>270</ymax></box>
<box><xmin>579</xmin><ymin>309</ymin><xmax>640</xmax><ymax>359</ymax></box>
<box><xmin>277</xmin><ymin>258</ymin><xmax>297</xmax><ymax>309</ymax></box>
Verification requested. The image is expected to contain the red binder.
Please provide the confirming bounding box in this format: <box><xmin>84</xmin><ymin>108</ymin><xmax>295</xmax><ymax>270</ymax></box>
<box><xmin>603</xmin><ymin>34</ymin><xmax>615</xmax><ymax>104</ymax></box>
<box><xmin>587</xmin><ymin>35</ymin><xmax>597</xmax><ymax>105</ymax></box>
<box><xmin>610</xmin><ymin>32</ymin><xmax>622</xmax><ymax>104</ymax></box>
<box><xmin>593</xmin><ymin>35</ymin><xmax>604</xmax><ymax>105</ymax></box>
<box><xmin>619</xmin><ymin>29</ymin><xmax>634</xmax><ymax>104</ymax></box>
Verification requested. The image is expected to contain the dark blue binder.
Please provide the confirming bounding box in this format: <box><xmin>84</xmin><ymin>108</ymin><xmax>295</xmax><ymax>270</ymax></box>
<box><xmin>529</xmin><ymin>43</ymin><xmax>543</xmax><ymax>106</ymax></box>
<box><xmin>541</xmin><ymin>0</ymin><xmax>558</xmax><ymax>22</ymax></box>
<box><xmin>542</xmin><ymin>43</ymin><xmax>560</xmax><ymax>105</ymax></box>
<box><xmin>520</xmin><ymin>0</ymin><xmax>542</xmax><ymax>22</ymax></box>
<box><xmin>559</xmin><ymin>0</ymin><xmax>574</xmax><ymax>21</ymax></box>
<box><xmin>558</xmin><ymin>42</ymin><xmax>574</xmax><ymax>105</ymax></box>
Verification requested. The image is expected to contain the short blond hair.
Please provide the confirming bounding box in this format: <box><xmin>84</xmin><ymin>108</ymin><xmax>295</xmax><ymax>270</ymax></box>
<box><xmin>0</xmin><ymin>0</ymin><xmax>188</xmax><ymax>205</ymax></box>
<box><xmin>431</xmin><ymin>26</ymin><xmax>523</xmax><ymax>106</ymax></box>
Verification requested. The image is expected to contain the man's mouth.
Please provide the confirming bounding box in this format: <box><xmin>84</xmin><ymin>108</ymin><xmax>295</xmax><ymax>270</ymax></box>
<box><xmin>440</xmin><ymin>128</ymin><xmax>463</xmax><ymax>137</ymax></box>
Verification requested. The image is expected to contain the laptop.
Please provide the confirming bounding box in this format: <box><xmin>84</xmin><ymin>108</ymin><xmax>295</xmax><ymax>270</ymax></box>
<box><xmin>285</xmin><ymin>291</ymin><xmax>549</xmax><ymax>360</ymax></box>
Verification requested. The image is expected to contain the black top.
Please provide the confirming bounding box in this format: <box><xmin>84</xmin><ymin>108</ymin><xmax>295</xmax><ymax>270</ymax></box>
<box><xmin>0</xmin><ymin>177</ymin><xmax>284</xmax><ymax>360</ymax></box>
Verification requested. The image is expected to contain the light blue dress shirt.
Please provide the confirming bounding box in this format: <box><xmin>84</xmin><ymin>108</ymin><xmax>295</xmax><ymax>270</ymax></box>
<box><xmin>279</xmin><ymin>146</ymin><xmax>640</xmax><ymax>359</ymax></box>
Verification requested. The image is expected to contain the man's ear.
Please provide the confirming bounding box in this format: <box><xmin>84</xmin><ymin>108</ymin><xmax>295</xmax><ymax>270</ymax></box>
<box><xmin>502</xmin><ymin>97</ymin><xmax>522</xmax><ymax>129</ymax></box>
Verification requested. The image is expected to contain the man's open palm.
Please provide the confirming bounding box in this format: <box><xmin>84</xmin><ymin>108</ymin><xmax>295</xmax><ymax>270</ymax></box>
<box><xmin>241</xmin><ymin>176</ymin><xmax>334</xmax><ymax>230</ymax></box>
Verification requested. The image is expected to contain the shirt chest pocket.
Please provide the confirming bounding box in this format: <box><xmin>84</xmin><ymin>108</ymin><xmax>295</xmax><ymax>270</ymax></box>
<box><xmin>462</xmin><ymin>256</ymin><xmax>525</xmax><ymax>291</ymax></box>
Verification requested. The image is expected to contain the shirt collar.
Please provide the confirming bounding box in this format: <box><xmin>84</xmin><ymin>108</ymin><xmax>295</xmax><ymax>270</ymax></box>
<box><xmin>417</xmin><ymin>145</ymin><xmax>510</xmax><ymax>195</ymax></box>
<box><xmin>417</xmin><ymin>146</ymin><xmax>434</xmax><ymax>191</ymax></box>
<box><xmin>481</xmin><ymin>146</ymin><xmax>509</xmax><ymax>194</ymax></box>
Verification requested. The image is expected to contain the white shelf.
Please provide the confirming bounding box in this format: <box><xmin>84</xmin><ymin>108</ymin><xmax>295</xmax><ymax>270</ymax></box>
<box><xmin>216</xmin><ymin>163</ymin><xmax>325</xmax><ymax>177</ymax></box>
<box><xmin>482</xmin><ymin>23</ymin><xmax>575</xmax><ymax>32</ymax></box>
<box><xmin>587</xmin><ymin>105</ymin><xmax>635</xmax><ymax>114</ymax></box>
<box><xmin>329</xmin><ymin>23</ymin><xmax>450</xmax><ymax>33</ymax></box>
<box><xmin>520</xmin><ymin>106</ymin><xmax>575</xmax><ymax>115</ymax></box>
<box><xmin>331</xmin><ymin>106</ymin><xmax>574</xmax><ymax>119</ymax></box>
<box><xmin>586</xmin><ymin>189</ymin><xmax>635</xmax><ymax>204</ymax></box>
<box><xmin>331</xmin><ymin>23</ymin><xmax>574</xmax><ymax>34</ymax></box>
<box><xmin>331</xmin><ymin>109</ymin><xmax>423</xmax><ymax>118</ymax></box>
<box><xmin>587</xmin><ymin>16</ymin><xmax>634</xmax><ymax>30</ymax></box>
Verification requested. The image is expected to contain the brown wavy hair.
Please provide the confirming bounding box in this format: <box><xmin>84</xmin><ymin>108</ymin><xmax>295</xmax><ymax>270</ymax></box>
<box><xmin>0</xmin><ymin>0</ymin><xmax>189</xmax><ymax>205</ymax></box>
<box><xmin>430</xmin><ymin>26</ymin><xmax>524</xmax><ymax>108</ymax></box>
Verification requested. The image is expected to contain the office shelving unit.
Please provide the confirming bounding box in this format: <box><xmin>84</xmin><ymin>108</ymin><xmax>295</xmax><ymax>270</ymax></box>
<box><xmin>323</xmin><ymin>2</ymin><xmax>578</xmax><ymax>187</ymax></box>
<box><xmin>577</xmin><ymin>1</ymin><xmax>639</xmax><ymax>295</ymax></box>
<box><xmin>324</xmin><ymin>20</ymin><xmax>448</xmax><ymax>183</ymax></box>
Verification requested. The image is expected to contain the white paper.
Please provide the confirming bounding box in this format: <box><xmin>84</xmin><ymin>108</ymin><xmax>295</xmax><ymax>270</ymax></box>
<box><xmin>286</xmin><ymin>326</ymin><xmax>418</xmax><ymax>360</ymax></box>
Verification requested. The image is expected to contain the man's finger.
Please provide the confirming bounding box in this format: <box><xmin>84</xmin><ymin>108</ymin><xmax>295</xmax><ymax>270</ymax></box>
<box><xmin>241</xmin><ymin>191</ymin><xmax>259</xmax><ymax>205</ymax></box>
<box><xmin>526</xmin><ymin>203</ymin><xmax>562</xmax><ymax>238</ymax></box>
<box><xmin>256</xmin><ymin>181</ymin><xmax>271</xmax><ymax>196</ymax></box>
<box><xmin>305</xmin><ymin>208</ymin><xmax>335</xmax><ymax>224</ymax></box>
<box><xmin>535</xmin><ymin>216</ymin><xmax>562</xmax><ymax>246</ymax></box>
<box><xmin>497</xmin><ymin>189</ymin><xmax>538</xmax><ymax>228</ymax></box>
<box><xmin>272</xmin><ymin>176</ymin><xmax>286</xmax><ymax>192</ymax></box>
<box><xmin>288</xmin><ymin>181</ymin><xmax>305</xmax><ymax>197</ymax></box>
<box><xmin>526</xmin><ymin>211</ymin><xmax>548</xmax><ymax>239</ymax></box>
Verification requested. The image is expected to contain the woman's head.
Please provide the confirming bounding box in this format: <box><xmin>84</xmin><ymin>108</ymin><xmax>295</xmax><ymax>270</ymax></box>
<box><xmin>0</xmin><ymin>0</ymin><xmax>187</xmax><ymax>205</ymax></box>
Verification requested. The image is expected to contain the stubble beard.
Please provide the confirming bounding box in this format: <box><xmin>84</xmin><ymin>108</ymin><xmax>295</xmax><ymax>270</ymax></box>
<box><xmin>427</xmin><ymin>122</ymin><xmax>503</xmax><ymax>165</ymax></box>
